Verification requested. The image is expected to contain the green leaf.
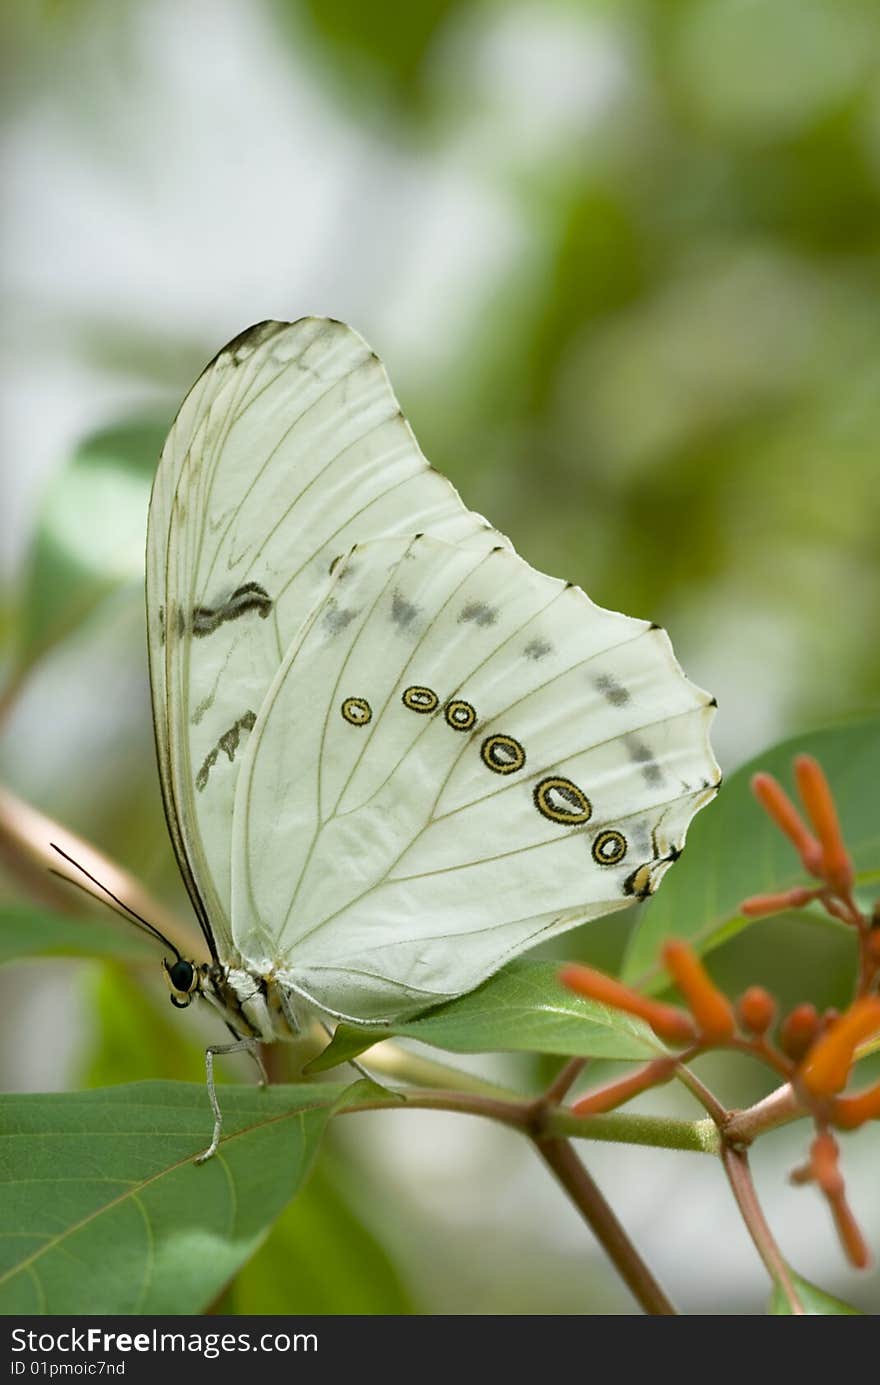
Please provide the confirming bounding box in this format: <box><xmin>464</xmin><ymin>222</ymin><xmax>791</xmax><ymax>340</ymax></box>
<box><xmin>0</xmin><ymin>903</ymin><xmax>155</xmax><ymax>966</ymax></box>
<box><xmin>221</xmin><ymin>1156</ymin><xmax>414</xmax><ymax>1314</ymax></box>
<box><xmin>308</xmin><ymin>958</ymin><xmax>664</xmax><ymax>1073</ymax></box>
<box><xmin>623</xmin><ymin>720</ymin><xmax>880</xmax><ymax>988</ymax></box>
<box><xmin>770</xmin><ymin>1268</ymin><xmax>864</xmax><ymax>1315</ymax></box>
<box><xmin>17</xmin><ymin>419</ymin><xmax>165</xmax><ymax>671</ymax></box>
<box><xmin>0</xmin><ymin>1080</ymin><xmax>378</xmax><ymax>1315</ymax></box>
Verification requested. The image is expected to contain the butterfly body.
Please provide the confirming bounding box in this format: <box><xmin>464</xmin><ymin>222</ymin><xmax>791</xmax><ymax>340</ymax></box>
<box><xmin>147</xmin><ymin>317</ymin><xmax>720</xmax><ymax>1157</ymax></box>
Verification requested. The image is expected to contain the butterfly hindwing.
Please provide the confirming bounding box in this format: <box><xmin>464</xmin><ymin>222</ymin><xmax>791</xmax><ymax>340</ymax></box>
<box><xmin>146</xmin><ymin>320</ymin><xmax>508</xmax><ymax>954</ymax></box>
<box><xmin>231</xmin><ymin>535</ymin><xmax>718</xmax><ymax>1021</ymax></box>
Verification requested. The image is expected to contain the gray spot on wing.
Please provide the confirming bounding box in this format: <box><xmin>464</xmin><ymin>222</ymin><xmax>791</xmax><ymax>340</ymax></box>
<box><xmin>524</xmin><ymin>638</ymin><xmax>552</xmax><ymax>660</ymax></box>
<box><xmin>458</xmin><ymin>601</ymin><xmax>498</xmax><ymax>628</ymax></box>
<box><xmin>595</xmin><ymin>673</ymin><xmax>631</xmax><ymax>706</ymax></box>
<box><xmin>323</xmin><ymin>604</ymin><xmax>357</xmax><ymax>635</ymax></box>
<box><xmin>196</xmin><ymin>711</ymin><xmax>257</xmax><ymax>791</ymax></box>
<box><xmin>627</xmin><ymin>736</ymin><xmax>663</xmax><ymax>786</ymax></box>
<box><xmin>391</xmin><ymin>591</ymin><xmax>418</xmax><ymax>629</ymax></box>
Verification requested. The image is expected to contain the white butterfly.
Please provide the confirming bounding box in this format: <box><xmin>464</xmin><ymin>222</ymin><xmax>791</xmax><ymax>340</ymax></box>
<box><xmin>144</xmin><ymin>318</ymin><xmax>719</xmax><ymax>1158</ymax></box>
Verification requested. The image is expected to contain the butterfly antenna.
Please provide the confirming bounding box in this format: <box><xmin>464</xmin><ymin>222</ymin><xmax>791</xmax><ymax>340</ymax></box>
<box><xmin>49</xmin><ymin>842</ymin><xmax>182</xmax><ymax>958</ymax></box>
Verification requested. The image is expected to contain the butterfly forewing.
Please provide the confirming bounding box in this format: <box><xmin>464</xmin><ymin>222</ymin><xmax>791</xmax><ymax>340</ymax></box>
<box><xmin>230</xmin><ymin>534</ymin><xmax>718</xmax><ymax>1021</ymax></box>
<box><xmin>147</xmin><ymin>319</ymin><xmax>508</xmax><ymax>953</ymax></box>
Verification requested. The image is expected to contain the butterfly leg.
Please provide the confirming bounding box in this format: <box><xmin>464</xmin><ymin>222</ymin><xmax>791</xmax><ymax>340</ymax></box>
<box><xmin>195</xmin><ymin>1037</ymin><xmax>262</xmax><ymax>1164</ymax></box>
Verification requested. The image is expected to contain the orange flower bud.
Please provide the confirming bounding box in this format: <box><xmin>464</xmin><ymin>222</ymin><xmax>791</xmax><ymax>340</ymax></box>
<box><xmin>751</xmin><ymin>772</ymin><xmax>823</xmax><ymax>876</ymax></box>
<box><xmin>779</xmin><ymin>1003</ymin><xmax>820</xmax><ymax>1062</ymax></box>
<box><xmin>559</xmin><ymin>964</ymin><xmax>697</xmax><ymax>1044</ymax></box>
<box><xmin>830</xmin><ymin>1197</ymin><xmax>871</xmax><ymax>1270</ymax></box>
<box><xmin>571</xmin><ymin>1058</ymin><xmax>677</xmax><ymax>1117</ymax></box>
<box><xmin>809</xmin><ymin>1135</ymin><xmax>870</xmax><ymax>1269</ymax></box>
<box><xmin>794</xmin><ymin>755</ymin><xmax>854</xmax><ymax>895</ymax></box>
<box><xmin>799</xmin><ymin>997</ymin><xmax>880</xmax><ymax>1097</ymax></box>
<box><xmin>661</xmin><ymin>938</ymin><xmax>736</xmax><ymax>1042</ymax></box>
<box><xmin>834</xmin><ymin>1081</ymin><xmax>880</xmax><ymax>1130</ymax></box>
<box><xmin>810</xmin><ymin>1131</ymin><xmax>842</xmax><ymax>1193</ymax></box>
<box><xmin>736</xmin><ymin>985</ymin><xmax>776</xmax><ymax>1036</ymax></box>
<box><xmin>740</xmin><ymin>886</ymin><xmax>816</xmax><ymax>918</ymax></box>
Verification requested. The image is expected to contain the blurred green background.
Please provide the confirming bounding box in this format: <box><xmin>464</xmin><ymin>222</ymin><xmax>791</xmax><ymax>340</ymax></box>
<box><xmin>1</xmin><ymin>0</ymin><xmax>878</xmax><ymax>1313</ymax></box>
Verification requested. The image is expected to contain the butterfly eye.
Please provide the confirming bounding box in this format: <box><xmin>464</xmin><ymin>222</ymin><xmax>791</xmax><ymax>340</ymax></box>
<box><xmin>167</xmin><ymin>959</ymin><xmax>195</xmax><ymax>994</ymax></box>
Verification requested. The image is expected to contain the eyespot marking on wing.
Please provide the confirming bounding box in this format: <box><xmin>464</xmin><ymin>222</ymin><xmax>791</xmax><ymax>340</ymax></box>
<box><xmin>341</xmin><ymin>697</ymin><xmax>372</xmax><ymax>726</ymax></box>
<box><xmin>595</xmin><ymin>673</ymin><xmax>630</xmax><ymax>706</ymax></box>
<box><xmin>481</xmin><ymin>734</ymin><xmax>526</xmax><ymax>775</ymax></box>
<box><xmin>592</xmin><ymin>830</ymin><xmax>628</xmax><ymax>865</ymax></box>
<box><xmin>445</xmin><ymin>699</ymin><xmax>477</xmax><ymax>732</ymax></box>
<box><xmin>196</xmin><ymin>711</ymin><xmax>257</xmax><ymax>791</ymax></box>
<box><xmin>533</xmin><ymin>777</ymin><xmax>592</xmax><ymax>825</ymax></box>
<box><xmin>524</xmin><ymin>638</ymin><xmax>552</xmax><ymax>660</ymax></box>
<box><xmin>459</xmin><ymin>601</ymin><xmax>498</xmax><ymax>627</ymax></box>
<box><xmin>403</xmin><ymin>686</ymin><xmax>439</xmax><ymax>713</ymax></box>
<box><xmin>192</xmin><ymin>583</ymin><xmax>272</xmax><ymax>638</ymax></box>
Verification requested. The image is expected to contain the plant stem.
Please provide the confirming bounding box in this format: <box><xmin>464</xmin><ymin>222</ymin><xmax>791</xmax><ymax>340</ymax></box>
<box><xmin>541</xmin><ymin>1055</ymin><xmax>588</xmax><ymax>1106</ymax></box>
<box><xmin>535</xmin><ymin>1137</ymin><xmax>678</xmax><ymax>1315</ymax></box>
<box><xmin>0</xmin><ymin>785</ymin><xmax>200</xmax><ymax>955</ymax></box>
<box><xmin>723</xmin><ymin>1084</ymin><xmax>805</xmax><ymax>1145</ymax></box>
<box><xmin>721</xmin><ymin>1143</ymin><xmax>804</xmax><ymax>1314</ymax></box>
<box><xmin>545</xmin><ymin>1107</ymin><xmax>720</xmax><ymax>1153</ymax></box>
<box><xmin>340</xmin><ymin>1086</ymin><xmax>719</xmax><ymax>1153</ymax></box>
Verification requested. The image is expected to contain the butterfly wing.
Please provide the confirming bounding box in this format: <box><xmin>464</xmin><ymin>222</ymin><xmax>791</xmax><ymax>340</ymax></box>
<box><xmin>146</xmin><ymin>319</ymin><xmax>507</xmax><ymax>955</ymax></box>
<box><xmin>231</xmin><ymin>535</ymin><xmax>719</xmax><ymax>1021</ymax></box>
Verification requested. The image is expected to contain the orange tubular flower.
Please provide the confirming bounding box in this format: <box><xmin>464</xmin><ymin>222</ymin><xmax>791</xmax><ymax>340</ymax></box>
<box><xmin>661</xmin><ymin>939</ymin><xmax>736</xmax><ymax>1042</ymax></box>
<box><xmin>571</xmin><ymin>1058</ymin><xmax>678</xmax><ymax>1117</ymax></box>
<box><xmin>834</xmin><ymin>1081</ymin><xmax>880</xmax><ymax>1130</ymax></box>
<box><xmin>740</xmin><ymin>886</ymin><xmax>816</xmax><ymax>918</ymax></box>
<box><xmin>799</xmin><ymin>997</ymin><xmax>880</xmax><ymax>1097</ymax></box>
<box><xmin>559</xmin><ymin>964</ymin><xmax>697</xmax><ymax>1044</ymax></box>
<box><xmin>794</xmin><ymin>755</ymin><xmax>854</xmax><ymax>895</ymax></box>
<box><xmin>810</xmin><ymin>1133</ymin><xmax>870</xmax><ymax>1270</ymax></box>
<box><xmin>751</xmin><ymin>772</ymin><xmax>824</xmax><ymax>876</ymax></box>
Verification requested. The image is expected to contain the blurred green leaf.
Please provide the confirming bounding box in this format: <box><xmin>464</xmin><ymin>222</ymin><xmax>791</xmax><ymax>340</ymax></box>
<box><xmin>221</xmin><ymin>1157</ymin><xmax>414</xmax><ymax>1314</ymax></box>
<box><xmin>308</xmin><ymin>959</ymin><xmax>664</xmax><ymax>1073</ymax></box>
<box><xmin>770</xmin><ymin>1268</ymin><xmax>863</xmax><ymax>1315</ymax></box>
<box><xmin>0</xmin><ymin>1079</ymin><xmax>380</xmax><ymax>1315</ymax></box>
<box><xmin>17</xmin><ymin>419</ymin><xmax>164</xmax><ymax>672</ymax></box>
<box><xmin>0</xmin><ymin>903</ymin><xmax>154</xmax><ymax>966</ymax></box>
<box><xmin>622</xmin><ymin>720</ymin><xmax>880</xmax><ymax>988</ymax></box>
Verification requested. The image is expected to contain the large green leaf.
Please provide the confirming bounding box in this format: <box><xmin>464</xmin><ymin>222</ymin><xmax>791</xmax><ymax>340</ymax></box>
<box><xmin>0</xmin><ymin>1080</ymin><xmax>379</xmax><ymax>1314</ymax></box>
<box><xmin>308</xmin><ymin>959</ymin><xmax>664</xmax><ymax>1073</ymax></box>
<box><xmin>221</xmin><ymin>1156</ymin><xmax>415</xmax><ymax>1314</ymax></box>
<box><xmin>623</xmin><ymin>720</ymin><xmax>880</xmax><ymax>988</ymax></box>
<box><xmin>17</xmin><ymin>419</ymin><xmax>164</xmax><ymax>671</ymax></box>
<box><xmin>770</xmin><ymin>1268</ymin><xmax>864</xmax><ymax>1315</ymax></box>
<box><xmin>0</xmin><ymin>903</ymin><xmax>154</xmax><ymax>966</ymax></box>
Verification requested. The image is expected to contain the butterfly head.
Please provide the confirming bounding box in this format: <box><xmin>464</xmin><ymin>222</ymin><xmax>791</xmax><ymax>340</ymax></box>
<box><xmin>162</xmin><ymin>956</ymin><xmax>201</xmax><ymax>1009</ymax></box>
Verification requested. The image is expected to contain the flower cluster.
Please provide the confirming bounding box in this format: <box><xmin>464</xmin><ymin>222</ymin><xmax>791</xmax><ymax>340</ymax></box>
<box><xmin>561</xmin><ymin>755</ymin><xmax>879</xmax><ymax>1269</ymax></box>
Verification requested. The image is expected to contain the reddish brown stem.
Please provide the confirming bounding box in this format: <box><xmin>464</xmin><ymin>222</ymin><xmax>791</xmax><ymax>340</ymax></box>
<box><xmin>535</xmin><ymin>1137</ymin><xmax>678</xmax><ymax>1315</ymax></box>
<box><xmin>721</xmin><ymin>1143</ymin><xmax>804</xmax><ymax>1313</ymax></box>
